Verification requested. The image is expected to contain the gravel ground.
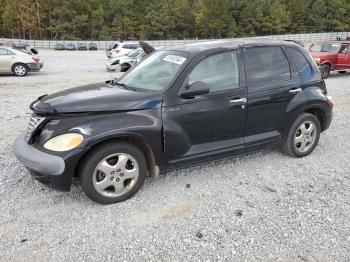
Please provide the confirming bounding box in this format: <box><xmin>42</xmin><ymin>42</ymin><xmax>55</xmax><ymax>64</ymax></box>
<box><xmin>0</xmin><ymin>50</ymin><xmax>350</xmax><ymax>261</ymax></box>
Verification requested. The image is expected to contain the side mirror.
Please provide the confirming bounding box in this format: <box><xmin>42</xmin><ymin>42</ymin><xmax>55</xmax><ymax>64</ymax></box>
<box><xmin>179</xmin><ymin>81</ymin><xmax>209</xmax><ymax>98</ymax></box>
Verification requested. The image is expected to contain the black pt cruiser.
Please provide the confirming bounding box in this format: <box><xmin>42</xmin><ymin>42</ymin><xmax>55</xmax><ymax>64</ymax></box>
<box><xmin>14</xmin><ymin>40</ymin><xmax>333</xmax><ymax>204</ymax></box>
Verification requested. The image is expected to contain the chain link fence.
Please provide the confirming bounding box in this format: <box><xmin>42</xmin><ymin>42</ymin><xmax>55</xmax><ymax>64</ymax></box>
<box><xmin>1</xmin><ymin>32</ymin><xmax>350</xmax><ymax>50</ymax></box>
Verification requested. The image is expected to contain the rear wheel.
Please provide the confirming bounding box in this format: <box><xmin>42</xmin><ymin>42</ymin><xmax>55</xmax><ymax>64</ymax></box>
<box><xmin>79</xmin><ymin>141</ymin><xmax>147</xmax><ymax>204</ymax></box>
<box><xmin>320</xmin><ymin>64</ymin><xmax>331</xmax><ymax>79</ymax></box>
<box><xmin>338</xmin><ymin>71</ymin><xmax>347</xmax><ymax>74</ymax></box>
<box><xmin>282</xmin><ymin>113</ymin><xmax>321</xmax><ymax>157</ymax></box>
<box><xmin>12</xmin><ymin>63</ymin><xmax>28</xmax><ymax>76</ymax></box>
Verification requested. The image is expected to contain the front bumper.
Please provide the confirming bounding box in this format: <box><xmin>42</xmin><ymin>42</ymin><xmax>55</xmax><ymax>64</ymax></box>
<box><xmin>14</xmin><ymin>132</ymin><xmax>79</xmax><ymax>191</ymax></box>
<box><xmin>105</xmin><ymin>59</ymin><xmax>120</xmax><ymax>71</ymax></box>
<box><xmin>27</xmin><ymin>62</ymin><xmax>43</xmax><ymax>72</ymax></box>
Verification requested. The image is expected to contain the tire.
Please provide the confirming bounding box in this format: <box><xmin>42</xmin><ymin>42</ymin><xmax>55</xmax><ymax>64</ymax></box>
<box><xmin>338</xmin><ymin>71</ymin><xmax>347</xmax><ymax>74</ymax></box>
<box><xmin>120</xmin><ymin>63</ymin><xmax>130</xmax><ymax>72</ymax></box>
<box><xmin>79</xmin><ymin>141</ymin><xmax>147</xmax><ymax>204</ymax></box>
<box><xmin>282</xmin><ymin>113</ymin><xmax>321</xmax><ymax>158</ymax></box>
<box><xmin>12</xmin><ymin>63</ymin><xmax>28</xmax><ymax>76</ymax></box>
<box><xmin>320</xmin><ymin>64</ymin><xmax>331</xmax><ymax>79</ymax></box>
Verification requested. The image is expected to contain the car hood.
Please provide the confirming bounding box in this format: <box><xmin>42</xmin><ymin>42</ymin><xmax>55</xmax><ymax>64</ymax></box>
<box><xmin>31</xmin><ymin>81</ymin><xmax>162</xmax><ymax>114</ymax></box>
<box><xmin>310</xmin><ymin>51</ymin><xmax>335</xmax><ymax>58</ymax></box>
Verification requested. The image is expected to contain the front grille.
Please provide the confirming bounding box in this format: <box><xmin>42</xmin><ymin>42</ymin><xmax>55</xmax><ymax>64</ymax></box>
<box><xmin>25</xmin><ymin>114</ymin><xmax>46</xmax><ymax>143</ymax></box>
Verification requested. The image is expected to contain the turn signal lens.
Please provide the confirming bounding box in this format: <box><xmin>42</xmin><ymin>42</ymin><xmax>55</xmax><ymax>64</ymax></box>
<box><xmin>44</xmin><ymin>133</ymin><xmax>83</xmax><ymax>152</ymax></box>
<box><xmin>314</xmin><ymin>57</ymin><xmax>321</xmax><ymax>63</ymax></box>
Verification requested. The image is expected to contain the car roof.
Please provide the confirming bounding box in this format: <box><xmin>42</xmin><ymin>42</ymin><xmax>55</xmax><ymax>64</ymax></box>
<box><xmin>163</xmin><ymin>39</ymin><xmax>299</xmax><ymax>56</ymax></box>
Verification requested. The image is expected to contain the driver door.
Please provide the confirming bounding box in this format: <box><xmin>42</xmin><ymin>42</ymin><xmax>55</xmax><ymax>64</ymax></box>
<box><xmin>336</xmin><ymin>43</ymin><xmax>350</xmax><ymax>70</ymax></box>
<box><xmin>162</xmin><ymin>50</ymin><xmax>247</xmax><ymax>163</ymax></box>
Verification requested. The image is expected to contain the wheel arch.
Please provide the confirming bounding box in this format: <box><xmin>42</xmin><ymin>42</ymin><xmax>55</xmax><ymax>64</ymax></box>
<box><xmin>285</xmin><ymin>104</ymin><xmax>328</xmax><ymax>136</ymax></box>
<box><xmin>75</xmin><ymin>134</ymin><xmax>159</xmax><ymax>178</ymax></box>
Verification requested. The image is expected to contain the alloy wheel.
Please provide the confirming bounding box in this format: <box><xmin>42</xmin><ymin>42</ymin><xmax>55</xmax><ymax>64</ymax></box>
<box><xmin>92</xmin><ymin>153</ymin><xmax>139</xmax><ymax>198</ymax></box>
<box><xmin>294</xmin><ymin>121</ymin><xmax>316</xmax><ymax>153</ymax></box>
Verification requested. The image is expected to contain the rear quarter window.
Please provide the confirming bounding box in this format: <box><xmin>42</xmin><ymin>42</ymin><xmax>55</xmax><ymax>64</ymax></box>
<box><xmin>285</xmin><ymin>47</ymin><xmax>313</xmax><ymax>78</ymax></box>
<box><xmin>244</xmin><ymin>46</ymin><xmax>291</xmax><ymax>85</ymax></box>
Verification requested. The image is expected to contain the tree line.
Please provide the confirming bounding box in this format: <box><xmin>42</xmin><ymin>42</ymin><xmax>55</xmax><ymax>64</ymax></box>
<box><xmin>0</xmin><ymin>0</ymin><xmax>349</xmax><ymax>41</ymax></box>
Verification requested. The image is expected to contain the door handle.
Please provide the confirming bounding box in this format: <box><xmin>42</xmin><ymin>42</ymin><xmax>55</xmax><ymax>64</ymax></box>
<box><xmin>289</xmin><ymin>88</ymin><xmax>302</xmax><ymax>94</ymax></box>
<box><xmin>230</xmin><ymin>98</ymin><xmax>247</xmax><ymax>104</ymax></box>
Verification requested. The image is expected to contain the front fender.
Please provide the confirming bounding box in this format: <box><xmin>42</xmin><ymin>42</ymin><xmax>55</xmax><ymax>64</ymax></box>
<box><xmin>36</xmin><ymin>108</ymin><xmax>165</xmax><ymax>169</ymax></box>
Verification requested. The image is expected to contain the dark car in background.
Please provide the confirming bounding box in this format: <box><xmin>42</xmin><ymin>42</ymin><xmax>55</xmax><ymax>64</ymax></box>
<box><xmin>54</xmin><ymin>43</ymin><xmax>65</xmax><ymax>50</ymax></box>
<box><xmin>14</xmin><ymin>40</ymin><xmax>333</xmax><ymax>204</ymax></box>
<box><xmin>65</xmin><ymin>43</ymin><xmax>76</xmax><ymax>51</ymax></box>
<box><xmin>88</xmin><ymin>43</ymin><xmax>98</xmax><ymax>50</ymax></box>
<box><xmin>310</xmin><ymin>41</ymin><xmax>350</xmax><ymax>78</ymax></box>
<box><xmin>12</xmin><ymin>43</ymin><xmax>29</xmax><ymax>50</ymax></box>
<box><xmin>78</xmin><ymin>43</ymin><xmax>88</xmax><ymax>50</ymax></box>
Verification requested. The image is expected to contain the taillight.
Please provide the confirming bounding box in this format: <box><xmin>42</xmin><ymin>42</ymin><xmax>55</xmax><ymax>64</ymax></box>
<box><xmin>32</xmin><ymin>56</ymin><xmax>40</xmax><ymax>62</ymax></box>
<box><xmin>114</xmin><ymin>49</ymin><xmax>121</xmax><ymax>54</ymax></box>
<box><xmin>326</xmin><ymin>95</ymin><xmax>335</xmax><ymax>108</ymax></box>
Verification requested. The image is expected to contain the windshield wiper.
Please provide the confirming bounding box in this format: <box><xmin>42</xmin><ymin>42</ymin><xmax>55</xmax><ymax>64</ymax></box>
<box><xmin>112</xmin><ymin>81</ymin><xmax>137</xmax><ymax>91</ymax></box>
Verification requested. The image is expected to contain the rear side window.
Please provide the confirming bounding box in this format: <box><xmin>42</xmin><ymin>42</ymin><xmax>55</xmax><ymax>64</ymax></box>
<box><xmin>244</xmin><ymin>46</ymin><xmax>291</xmax><ymax>85</ymax></box>
<box><xmin>285</xmin><ymin>47</ymin><xmax>313</xmax><ymax>77</ymax></box>
<box><xmin>189</xmin><ymin>51</ymin><xmax>239</xmax><ymax>93</ymax></box>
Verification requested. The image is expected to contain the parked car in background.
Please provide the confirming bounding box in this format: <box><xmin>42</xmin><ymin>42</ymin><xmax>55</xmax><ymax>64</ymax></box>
<box><xmin>12</xmin><ymin>43</ymin><xmax>29</xmax><ymax>50</ymax></box>
<box><xmin>0</xmin><ymin>46</ymin><xmax>43</xmax><ymax>76</ymax></box>
<box><xmin>14</xmin><ymin>40</ymin><xmax>333</xmax><ymax>204</ymax></box>
<box><xmin>88</xmin><ymin>43</ymin><xmax>98</xmax><ymax>50</ymax></box>
<box><xmin>55</xmin><ymin>43</ymin><xmax>65</xmax><ymax>50</ymax></box>
<box><xmin>78</xmin><ymin>43</ymin><xmax>88</xmax><ymax>50</ymax></box>
<box><xmin>105</xmin><ymin>48</ymin><xmax>145</xmax><ymax>71</ymax></box>
<box><xmin>106</xmin><ymin>42</ymin><xmax>140</xmax><ymax>59</ymax></box>
<box><xmin>310</xmin><ymin>41</ymin><xmax>350</xmax><ymax>78</ymax></box>
<box><xmin>65</xmin><ymin>43</ymin><xmax>77</xmax><ymax>51</ymax></box>
<box><xmin>120</xmin><ymin>48</ymin><xmax>146</xmax><ymax>72</ymax></box>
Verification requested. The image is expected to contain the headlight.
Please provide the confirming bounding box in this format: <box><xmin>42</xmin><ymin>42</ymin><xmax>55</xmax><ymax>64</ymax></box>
<box><xmin>314</xmin><ymin>57</ymin><xmax>320</xmax><ymax>63</ymax></box>
<box><xmin>44</xmin><ymin>133</ymin><xmax>83</xmax><ymax>152</ymax></box>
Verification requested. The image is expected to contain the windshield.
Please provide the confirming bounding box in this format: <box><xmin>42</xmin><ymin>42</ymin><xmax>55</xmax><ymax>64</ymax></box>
<box><xmin>310</xmin><ymin>43</ymin><xmax>340</xmax><ymax>53</ymax></box>
<box><xmin>128</xmin><ymin>49</ymin><xmax>143</xmax><ymax>58</ymax></box>
<box><xmin>117</xmin><ymin>51</ymin><xmax>188</xmax><ymax>91</ymax></box>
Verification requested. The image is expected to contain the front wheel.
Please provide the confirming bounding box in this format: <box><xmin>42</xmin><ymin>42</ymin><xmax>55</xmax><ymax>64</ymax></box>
<box><xmin>12</xmin><ymin>63</ymin><xmax>28</xmax><ymax>76</ymax></box>
<box><xmin>320</xmin><ymin>64</ymin><xmax>331</xmax><ymax>79</ymax></box>
<box><xmin>282</xmin><ymin>113</ymin><xmax>321</xmax><ymax>157</ymax></box>
<box><xmin>79</xmin><ymin>141</ymin><xmax>147</xmax><ymax>204</ymax></box>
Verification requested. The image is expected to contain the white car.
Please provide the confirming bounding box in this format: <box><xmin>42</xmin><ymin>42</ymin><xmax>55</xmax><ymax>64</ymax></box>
<box><xmin>105</xmin><ymin>48</ymin><xmax>144</xmax><ymax>71</ymax></box>
<box><xmin>0</xmin><ymin>47</ymin><xmax>43</xmax><ymax>76</ymax></box>
<box><xmin>106</xmin><ymin>43</ymin><xmax>140</xmax><ymax>58</ymax></box>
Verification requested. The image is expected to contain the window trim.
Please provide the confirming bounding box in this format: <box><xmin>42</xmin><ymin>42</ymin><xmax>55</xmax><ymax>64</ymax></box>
<box><xmin>243</xmin><ymin>45</ymin><xmax>293</xmax><ymax>87</ymax></box>
<box><xmin>184</xmin><ymin>49</ymin><xmax>241</xmax><ymax>96</ymax></box>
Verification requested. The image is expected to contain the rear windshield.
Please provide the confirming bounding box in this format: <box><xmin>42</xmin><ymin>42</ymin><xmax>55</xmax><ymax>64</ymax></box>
<box><xmin>310</xmin><ymin>43</ymin><xmax>340</xmax><ymax>53</ymax></box>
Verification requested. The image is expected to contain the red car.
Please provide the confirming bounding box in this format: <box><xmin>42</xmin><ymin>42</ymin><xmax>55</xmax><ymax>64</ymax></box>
<box><xmin>310</xmin><ymin>41</ymin><xmax>350</xmax><ymax>78</ymax></box>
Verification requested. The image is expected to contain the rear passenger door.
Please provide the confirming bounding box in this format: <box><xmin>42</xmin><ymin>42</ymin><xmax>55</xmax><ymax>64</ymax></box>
<box><xmin>243</xmin><ymin>45</ymin><xmax>301</xmax><ymax>145</ymax></box>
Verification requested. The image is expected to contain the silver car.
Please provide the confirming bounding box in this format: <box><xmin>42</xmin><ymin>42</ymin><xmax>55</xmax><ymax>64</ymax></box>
<box><xmin>0</xmin><ymin>47</ymin><xmax>43</xmax><ymax>76</ymax></box>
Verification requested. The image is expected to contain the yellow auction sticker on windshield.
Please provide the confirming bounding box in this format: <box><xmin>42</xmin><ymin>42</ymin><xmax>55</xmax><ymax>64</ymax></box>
<box><xmin>163</xmin><ymin>55</ymin><xmax>186</xmax><ymax>65</ymax></box>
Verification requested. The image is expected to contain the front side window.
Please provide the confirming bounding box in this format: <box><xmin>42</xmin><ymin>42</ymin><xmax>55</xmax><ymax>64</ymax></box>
<box><xmin>117</xmin><ymin>51</ymin><xmax>188</xmax><ymax>91</ymax></box>
<box><xmin>286</xmin><ymin>47</ymin><xmax>313</xmax><ymax>77</ymax></box>
<box><xmin>244</xmin><ymin>46</ymin><xmax>291</xmax><ymax>85</ymax></box>
<box><xmin>339</xmin><ymin>44</ymin><xmax>349</xmax><ymax>54</ymax></box>
<box><xmin>189</xmin><ymin>51</ymin><xmax>239</xmax><ymax>93</ymax></box>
